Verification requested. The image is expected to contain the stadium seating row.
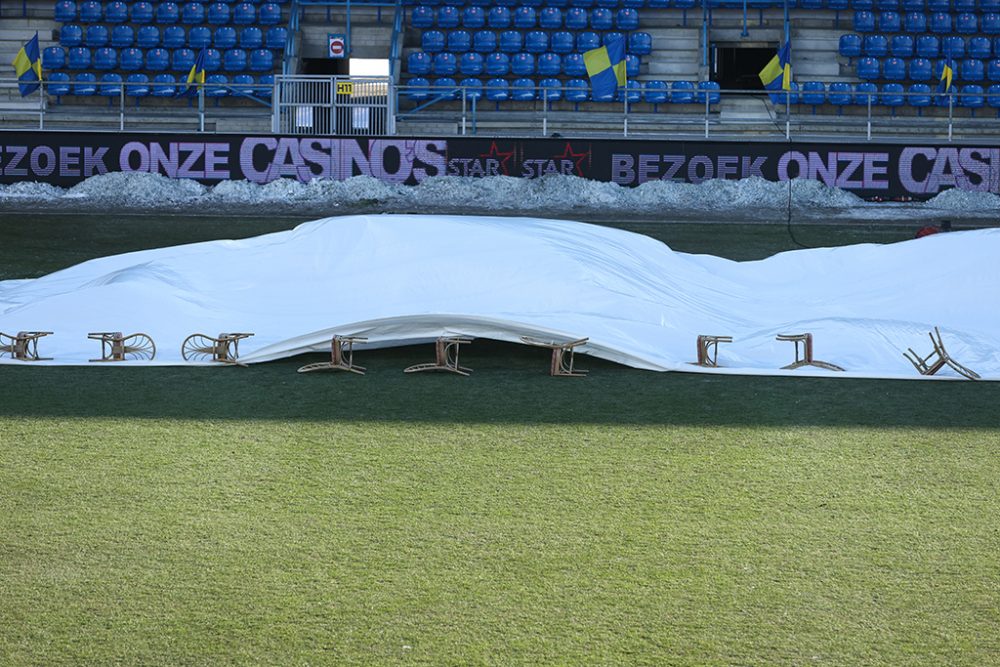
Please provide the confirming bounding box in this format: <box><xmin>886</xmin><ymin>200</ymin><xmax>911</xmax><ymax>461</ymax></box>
<box><xmin>417</xmin><ymin>28</ymin><xmax>650</xmax><ymax>53</ymax></box>
<box><xmin>852</xmin><ymin>9</ymin><xmax>1000</xmax><ymax>32</ymax></box>
<box><xmin>45</xmin><ymin>70</ymin><xmax>274</xmax><ymax>98</ymax></box>
<box><xmin>410</xmin><ymin>5</ymin><xmax>640</xmax><ymax>30</ymax></box>
<box><xmin>795</xmin><ymin>79</ymin><xmax>995</xmax><ymax>107</ymax></box>
<box><xmin>402</xmin><ymin>0</ymin><xmax>695</xmax><ymax>9</ymax></box>
<box><xmin>408</xmin><ymin>49</ymin><xmax>641</xmax><ymax>75</ymax></box>
<box><xmin>840</xmin><ymin>33</ymin><xmax>1000</xmax><ymax>56</ymax></box>
<box><xmin>401</xmin><ymin>0</ymin><xmax>997</xmax><ymax>8</ymax></box>
<box><xmin>42</xmin><ymin>45</ymin><xmax>275</xmax><ymax>72</ymax></box>
<box><xmin>55</xmin><ymin>0</ymin><xmax>283</xmax><ymax>25</ymax></box>
<box><xmin>853</xmin><ymin>54</ymin><xmax>1000</xmax><ymax>78</ymax></box>
<box><xmin>405</xmin><ymin>77</ymin><xmax>720</xmax><ymax>104</ymax></box>
<box><xmin>58</xmin><ymin>23</ymin><xmax>288</xmax><ymax>49</ymax></box>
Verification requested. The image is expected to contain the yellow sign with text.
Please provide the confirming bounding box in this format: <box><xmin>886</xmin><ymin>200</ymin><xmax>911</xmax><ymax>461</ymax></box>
<box><xmin>336</xmin><ymin>82</ymin><xmax>353</xmax><ymax>95</ymax></box>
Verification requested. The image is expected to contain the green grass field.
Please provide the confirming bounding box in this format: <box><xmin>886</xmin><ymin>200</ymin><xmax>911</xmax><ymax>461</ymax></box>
<box><xmin>2</xmin><ymin>213</ymin><xmax>999</xmax><ymax>665</ymax></box>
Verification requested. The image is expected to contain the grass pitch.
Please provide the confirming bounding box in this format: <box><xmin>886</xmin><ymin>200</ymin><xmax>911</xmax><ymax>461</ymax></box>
<box><xmin>1</xmin><ymin>213</ymin><xmax>999</xmax><ymax>665</ymax></box>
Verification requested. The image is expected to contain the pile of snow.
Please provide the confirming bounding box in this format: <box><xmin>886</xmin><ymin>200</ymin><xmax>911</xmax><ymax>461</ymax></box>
<box><xmin>1</xmin><ymin>214</ymin><xmax>997</xmax><ymax>379</ymax></box>
<box><xmin>3</xmin><ymin>172</ymin><xmax>1000</xmax><ymax>220</ymax></box>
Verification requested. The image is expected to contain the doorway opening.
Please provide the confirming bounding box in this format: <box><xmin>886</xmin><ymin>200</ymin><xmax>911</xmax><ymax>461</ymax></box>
<box><xmin>713</xmin><ymin>47</ymin><xmax>776</xmax><ymax>91</ymax></box>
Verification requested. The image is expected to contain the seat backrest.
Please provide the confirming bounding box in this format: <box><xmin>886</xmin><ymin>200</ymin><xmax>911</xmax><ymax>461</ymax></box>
<box><xmin>438</xmin><ymin>5</ymin><xmax>460</xmax><ymax>28</ymax></box>
<box><xmin>408</xmin><ymin>51</ymin><xmax>431</xmax><ymax>74</ymax></box>
<box><xmin>94</xmin><ymin>46</ymin><xmax>117</xmax><ymax>69</ymax></box>
<box><xmin>215</xmin><ymin>26</ymin><xmax>237</xmax><ymax>49</ymax></box>
<box><xmin>207</xmin><ymin>2</ymin><xmax>230</xmax><ymax>24</ymax></box>
<box><xmin>537</xmin><ymin>52</ymin><xmax>561</xmax><ymax>75</ymax></box>
<box><xmin>448</xmin><ymin>30</ymin><xmax>471</xmax><ymax>52</ymax></box>
<box><xmin>577</xmin><ymin>31</ymin><xmax>600</xmax><ymax>51</ymax></box>
<box><xmin>459</xmin><ymin>51</ymin><xmax>484</xmax><ymax>75</ymax></box>
<box><xmin>258</xmin><ymin>3</ymin><xmax>281</xmax><ymax>25</ymax></box>
<box><xmin>499</xmin><ymin>30</ymin><xmax>522</xmax><ymax>52</ymax></box>
<box><xmin>539</xmin><ymin>7</ymin><xmax>561</xmax><ymax>28</ymax></box>
<box><xmin>43</xmin><ymin>46</ymin><xmax>67</xmax><ymax>69</ymax></box>
<box><xmin>68</xmin><ymin>46</ymin><xmax>91</xmax><ymax>68</ymax></box>
<box><xmin>114</xmin><ymin>25</ymin><xmax>137</xmax><ymax>47</ymax></box>
<box><xmin>181</xmin><ymin>1</ymin><xmax>205</xmax><ymax>24</ymax></box>
<box><xmin>484</xmin><ymin>52</ymin><xmax>509</xmax><ymax>75</ymax></box>
<box><xmin>525</xmin><ymin>30</ymin><xmax>548</xmax><ymax>53</ymax></box>
<box><xmin>488</xmin><ymin>6</ymin><xmax>511</xmax><ymax>27</ymax></box>
<box><xmin>909</xmin><ymin>56</ymin><xmax>932</xmax><ymax>79</ymax></box>
<box><xmin>106</xmin><ymin>0</ymin><xmax>128</xmax><ymax>22</ymax></box>
<box><xmin>514</xmin><ymin>6</ymin><xmax>536</xmax><ymax>27</ymax></box>
<box><xmin>422</xmin><ymin>30</ymin><xmax>446</xmax><ymax>52</ymax></box>
<box><xmin>146</xmin><ymin>47</ymin><xmax>169</xmax><ymax>71</ymax></box>
<box><xmin>172</xmin><ymin>47</ymin><xmax>195</xmax><ymax>71</ymax></box>
<box><xmin>86</xmin><ymin>24</ymin><xmax>109</xmax><ymax>46</ymax></box>
<box><xmin>131</xmin><ymin>1</ymin><xmax>153</xmax><ymax>23</ymax></box>
<box><xmin>266</xmin><ymin>27</ymin><xmax>287</xmax><ymax>50</ymax></box>
<box><xmin>432</xmin><ymin>51</ymin><xmax>457</xmax><ymax>75</ymax></box>
<box><xmin>485</xmin><ymin>77</ymin><xmax>509</xmax><ymax>101</ymax></box>
<box><xmin>163</xmin><ymin>25</ymin><xmax>186</xmax><ymax>48</ymax></box>
<box><xmin>189</xmin><ymin>25</ymin><xmax>212</xmax><ymax>48</ymax></box>
<box><xmin>79</xmin><ymin>0</ymin><xmax>102</xmax><ymax>21</ymax></box>
<box><xmin>510</xmin><ymin>52</ymin><xmax>534</xmax><ymax>75</ymax></box>
<box><xmin>60</xmin><ymin>24</ymin><xmax>84</xmax><ymax>46</ymax></box>
<box><xmin>55</xmin><ymin>0</ymin><xmax>77</xmax><ymax>22</ymax></box>
<box><xmin>249</xmin><ymin>49</ymin><xmax>273</xmax><ymax>71</ymax></box>
<box><xmin>463</xmin><ymin>6</ymin><xmax>486</xmax><ymax>28</ymax></box>
<box><xmin>156</xmin><ymin>2</ymin><xmax>179</xmax><ymax>23</ymax></box>
<box><xmin>234</xmin><ymin>2</ymin><xmax>256</xmax><ymax>24</ymax></box>
<box><xmin>563</xmin><ymin>52</ymin><xmax>586</xmax><ymax>76</ymax></box>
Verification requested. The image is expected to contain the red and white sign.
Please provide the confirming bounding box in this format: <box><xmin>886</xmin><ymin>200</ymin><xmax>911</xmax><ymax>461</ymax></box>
<box><xmin>328</xmin><ymin>34</ymin><xmax>346</xmax><ymax>59</ymax></box>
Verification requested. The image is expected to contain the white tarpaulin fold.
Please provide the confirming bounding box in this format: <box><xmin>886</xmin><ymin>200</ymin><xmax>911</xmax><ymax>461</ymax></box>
<box><xmin>1</xmin><ymin>214</ymin><xmax>997</xmax><ymax>379</ymax></box>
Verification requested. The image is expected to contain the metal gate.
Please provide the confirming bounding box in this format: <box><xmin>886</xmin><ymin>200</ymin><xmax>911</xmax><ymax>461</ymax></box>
<box><xmin>272</xmin><ymin>75</ymin><xmax>394</xmax><ymax>135</ymax></box>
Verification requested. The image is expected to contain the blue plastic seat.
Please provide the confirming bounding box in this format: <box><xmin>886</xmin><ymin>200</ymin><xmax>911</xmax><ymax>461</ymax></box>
<box><xmin>205</xmin><ymin>73</ymin><xmax>228</xmax><ymax>98</ymax></box>
<box><xmin>629</xmin><ymin>32</ymin><xmax>652</xmax><ymax>56</ymax></box>
<box><xmin>800</xmin><ymin>0</ymin><xmax>824</xmax><ymax>8</ymax></box>
<box><xmin>249</xmin><ymin>49</ymin><xmax>272</xmax><ymax>71</ymax></box>
<box><xmin>617</xmin><ymin>80</ymin><xmax>642</xmax><ymax>104</ymax></box>
<box><xmin>203</xmin><ymin>48</ymin><xmax>222</xmax><ymax>71</ymax></box>
<box><xmin>864</xmin><ymin>34</ymin><xmax>888</xmax><ymax>57</ymax></box>
<box><xmin>884</xmin><ymin>57</ymin><xmax>905</xmax><ymax>79</ymax></box>
<box><xmin>73</xmin><ymin>72</ymin><xmax>97</xmax><ymax>95</ymax></box>
<box><xmin>484</xmin><ymin>52</ymin><xmax>510</xmax><ymax>75</ymax></box>
<box><xmin>150</xmin><ymin>72</ymin><xmax>176</xmax><ymax>96</ymax></box>
<box><xmin>462</xmin><ymin>6</ymin><xmax>486</xmax><ymax>28</ymax></box>
<box><xmin>985</xmin><ymin>0</ymin><xmax>1000</xmax><ymax>11</ymax></box>
<box><xmin>839</xmin><ymin>33</ymin><xmax>862</xmax><ymax>57</ymax></box>
<box><xmin>511</xmin><ymin>52</ymin><xmax>534</xmax><ymax>75</ymax></box>
<box><xmin>942</xmin><ymin>36</ymin><xmax>965</xmax><ymax>59</ymax></box>
<box><xmin>890</xmin><ymin>34</ymin><xmax>913</xmax><ymax>57</ymax></box>
<box><xmin>131</xmin><ymin>1</ymin><xmax>153</xmax><ymax>23</ymax></box>
<box><xmin>189</xmin><ymin>25</ymin><xmax>212</xmax><ymax>49</ymax></box>
<box><xmin>240</xmin><ymin>27</ymin><xmax>264</xmax><ymax>51</ymax></box>
<box><xmin>591</xmin><ymin>7</ymin><xmax>613</xmax><ymax>30</ymax></box>
<box><xmin>106</xmin><ymin>0</ymin><xmax>128</xmax><ymax>22</ymax></box>
<box><xmin>214</xmin><ymin>26</ymin><xmax>237</xmax><ymax>49</ymax></box>
<box><xmin>459</xmin><ymin>51</ymin><xmax>484</xmax><ymax>75</ymax></box>
<box><xmin>156</xmin><ymin>2</ymin><xmax>179</xmax><ymax>24</ymax></box>
<box><xmin>954</xmin><ymin>0</ymin><xmax>975</xmax><ymax>9</ymax></box>
<box><xmin>473</xmin><ymin>30</ymin><xmax>496</xmax><ymax>53</ymax></box>
<box><xmin>901</xmin><ymin>0</ymin><xmax>923</xmax><ymax>9</ymax></box>
<box><xmin>94</xmin><ymin>47</ymin><xmax>117</xmax><ymax>69</ymax></box>
<box><xmin>644</xmin><ymin>80</ymin><xmax>668</xmax><ymax>105</ymax></box>
<box><xmin>881</xmin><ymin>82</ymin><xmax>904</xmax><ymax>108</ymax></box>
<box><xmin>537</xmin><ymin>52</ymin><xmax>560</xmax><ymax>76</ymax></box>
<box><xmin>114</xmin><ymin>25</ymin><xmax>137</xmax><ymax>47</ymax></box>
<box><xmin>857</xmin><ymin>55</ymin><xmax>880</xmax><ymax>78</ymax></box>
<box><xmin>987</xmin><ymin>83</ymin><xmax>1000</xmax><ymax>112</ymax></box>
<box><xmin>408</xmin><ymin>51</ymin><xmax>432</xmax><ymax>75</ymax></box>
<box><xmin>514</xmin><ymin>6</ymin><xmax>536</xmax><ymax>27</ymax></box>
<box><xmin>878</xmin><ymin>11</ymin><xmax>900</xmax><ymax>31</ymax></box>
<box><xmin>448</xmin><ymin>30</ymin><xmax>471</xmax><ymax>52</ymax></box>
<box><xmin>99</xmin><ymin>72</ymin><xmax>123</xmax><ymax>98</ymax></box>
<box><xmin>854</xmin><ymin>81</ymin><xmax>878</xmax><ymax>104</ymax></box>
<box><xmin>146</xmin><ymin>47</ymin><xmax>169</xmax><ymax>71</ymax></box>
<box><xmin>695</xmin><ymin>80</ymin><xmax>721</xmax><ymax>105</ymax></box>
<box><xmin>625</xmin><ymin>53</ymin><xmax>639</xmax><ymax>77</ymax></box>
<box><xmin>126</xmin><ymin>73</ymin><xmax>150</xmax><ymax>98</ymax></box>
<box><xmin>438</xmin><ymin>6</ymin><xmax>460</xmax><ymax>28</ymax></box>
<box><xmin>539</xmin><ymin>7</ymin><xmax>562</xmax><ymax>28</ymax></box>
<box><xmin>562</xmin><ymin>52</ymin><xmax>585</xmax><ymax>76</ymax></box>
<box><xmin>909</xmin><ymin>56</ymin><xmax>932</xmax><ymax>79</ymax></box>
<box><xmin>411</xmin><ymin>6</ymin><xmax>434</xmax><ymax>28</ymax></box>
<box><xmin>670</xmin><ymin>81</ymin><xmax>695</xmax><ymax>104</ymax></box>
<box><xmin>989</xmin><ymin>58</ymin><xmax>1000</xmax><ymax>81</ymax></box>
<box><xmin>118</xmin><ymin>47</ymin><xmax>141</xmax><ymax>70</ymax></box>
<box><xmin>961</xmin><ymin>58</ymin><xmax>984</xmax><ymax>81</ymax></box>
<box><xmin>78</xmin><ymin>0</ymin><xmax>101</xmax><ymax>21</ymax></box>
<box><xmin>55</xmin><ymin>0</ymin><xmax>76</xmax><ymax>22</ymax></box>
<box><xmin>908</xmin><ymin>82</ymin><xmax>931</xmax><ymax>109</ymax></box>
<box><xmin>163</xmin><ymin>25</ymin><xmax>186</xmax><ymax>48</ymax></box>
<box><xmin>43</xmin><ymin>46</ymin><xmax>67</xmax><ymax>69</ymax></box>
<box><xmin>828</xmin><ymin>0</ymin><xmax>849</xmax><ymax>9</ymax></box>
<box><xmin>458</xmin><ymin>77</ymin><xmax>484</xmax><ymax>100</ymax></box>
<box><xmin>617</xmin><ymin>7</ymin><xmax>639</xmax><ymax>29</ymax></box>
<box><xmin>488</xmin><ymin>6</ymin><xmax>512</xmax><ymax>27</ymax></box>
<box><xmin>67</xmin><ymin>46</ymin><xmax>91</xmax><ymax>69</ymax></box>
<box><xmin>927</xmin><ymin>0</ymin><xmax>948</xmax><ymax>9</ymax></box>
<box><xmin>181</xmin><ymin>2</ymin><xmax>204</xmax><ymax>24</ymax></box>
<box><xmin>828</xmin><ymin>81</ymin><xmax>852</xmax><ymax>108</ymax></box>
<box><xmin>929</xmin><ymin>12</ymin><xmax>951</xmax><ymax>33</ymax></box>
<box><xmin>258</xmin><ymin>3</ymin><xmax>281</xmax><ymax>25</ymax></box>
<box><xmin>85</xmin><ymin>24</ymin><xmax>108</xmax><ymax>47</ymax></box>
<box><xmin>207</xmin><ymin>2</ymin><xmax>230</xmax><ymax>24</ymax></box>
<box><xmin>903</xmin><ymin>11</ymin><xmax>926</xmax><ymax>32</ymax></box>
<box><xmin>49</xmin><ymin>72</ymin><xmax>72</xmax><ymax>98</ymax></box>
<box><xmin>802</xmin><ymin>81</ymin><xmax>826</xmax><ymax>109</ymax></box>
<box><xmin>60</xmin><ymin>24</ymin><xmax>83</xmax><ymax>47</ymax></box>
<box><xmin>985</xmin><ymin>13</ymin><xmax>1000</xmax><ymax>35</ymax></box>
<box><xmin>223</xmin><ymin>48</ymin><xmax>247</xmax><ymax>71</ymax></box>
<box><xmin>551</xmin><ymin>31</ymin><xmax>574</xmax><ymax>54</ymax></box>
<box><xmin>875</xmin><ymin>0</ymin><xmax>897</xmax><ymax>8</ymax></box>
<box><xmin>577</xmin><ymin>31</ymin><xmax>600</xmax><ymax>51</ymax></box>
<box><xmin>565</xmin><ymin>78</ymin><xmax>588</xmax><ymax>104</ymax></box>
<box><xmin>265</xmin><ymin>27</ymin><xmax>287</xmax><ymax>50</ymax></box>
<box><xmin>955</xmin><ymin>12</ymin><xmax>977</xmax><ymax>34</ymax></box>
<box><xmin>231</xmin><ymin>73</ymin><xmax>254</xmax><ymax>96</ymax></box>
<box><xmin>485</xmin><ymin>77</ymin><xmax>509</xmax><ymax>101</ymax></box>
<box><xmin>525</xmin><ymin>31</ymin><xmax>548</xmax><ymax>53</ymax></box>
<box><xmin>960</xmin><ymin>84</ymin><xmax>984</xmax><ymax>109</ymax></box>
<box><xmin>422</xmin><ymin>30</ymin><xmax>446</xmax><ymax>52</ymax></box>
<box><xmin>994</xmin><ymin>37</ymin><xmax>1000</xmax><ymax>57</ymax></box>
<box><xmin>233</xmin><ymin>2</ymin><xmax>256</xmax><ymax>24</ymax></box>
<box><xmin>256</xmin><ymin>74</ymin><xmax>273</xmax><ymax>98</ymax></box>
<box><xmin>539</xmin><ymin>77</ymin><xmax>562</xmax><ymax>102</ymax></box>
<box><xmin>915</xmin><ymin>35</ymin><xmax>939</xmax><ymax>58</ymax></box>
<box><xmin>853</xmin><ymin>10</ymin><xmax>875</xmax><ymax>31</ymax></box>
<box><xmin>432</xmin><ymin>52</ymin><xmax>457</xmax><ymax>76</ymax></box>
<box><xmin>499</xmin><ymin>30</ymin><xmax>522</xmax><ymax>53</ymax></box>
<box><xmin>431</xmin><ymin>77</ymin><xmax>458</xmax><ymax>99</ymax></box>
<box><xmin>407</xmin><ymin>76</ymin><xmax>430</xmax><ymax>101</ymax></box>
<box><xmin>172</xmin><ymin>47</ymin><xmax>195</xmax><ymax>72</ymax></box>
<box><xmin>511</xmin><ymin>77</ymin><xmax>536</xmax><ymax>101</ymax></box>
<box><xmin>565</xmin><ymin>7</ymin><xmax>587</xmax><ymax>29</ymax></box>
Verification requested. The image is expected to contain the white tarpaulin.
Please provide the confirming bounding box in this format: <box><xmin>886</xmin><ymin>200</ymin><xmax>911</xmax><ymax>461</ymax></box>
<box><xmin>1</xmin><ymin>214</ymin><xmax>998</xmax><ymax>379</ymax></box>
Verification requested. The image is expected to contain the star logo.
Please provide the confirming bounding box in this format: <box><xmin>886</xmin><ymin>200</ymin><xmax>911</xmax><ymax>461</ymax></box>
<box><xmin>477</xmin><ymin>141</ymin><xmax>516</xmax><ymax>175</ymax></box>
<box><xmin>551</xmin><ymin>142</ymin><xmax>590</xmax><ymax>177</ymax></box>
